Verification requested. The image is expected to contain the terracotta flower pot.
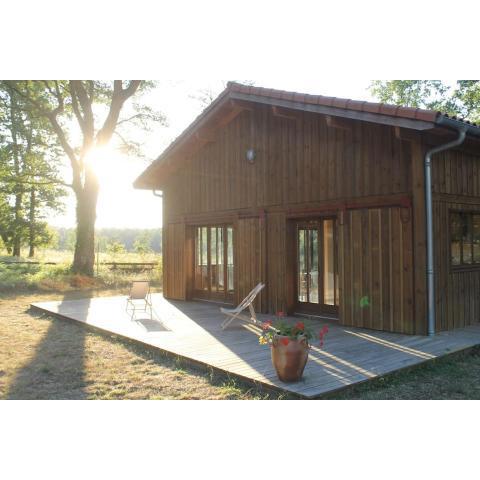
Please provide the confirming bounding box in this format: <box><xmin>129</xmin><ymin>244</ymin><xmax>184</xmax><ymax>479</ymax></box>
<box><xmin>271</xmin><ymin>335</ymin><xmax>309</xmax><ymax>382</ymax></box>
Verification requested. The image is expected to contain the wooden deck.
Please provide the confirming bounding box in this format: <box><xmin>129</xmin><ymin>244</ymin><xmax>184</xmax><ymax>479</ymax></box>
<box><xmin>31</xmin><ymin>294</ymin><xmax>480</xmax><ymax>399</ymax></box>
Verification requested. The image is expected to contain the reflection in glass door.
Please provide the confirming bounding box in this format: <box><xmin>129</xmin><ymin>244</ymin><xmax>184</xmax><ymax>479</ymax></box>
<box><xmin>297</xmin><ymin>219</ymin><xmax>339</xmax><ymax>316</ymax></box>
<box><xmin>194</xmin><ymin>225</ymin><xmax>234</xmax><ymax>303</ymax></box>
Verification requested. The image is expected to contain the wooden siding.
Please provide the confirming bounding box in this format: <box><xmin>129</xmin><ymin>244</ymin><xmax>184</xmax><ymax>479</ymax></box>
<box><xmin>431</xmin><ymin>144</ymin><xmax>480</xmax><ymax>331</ymax></box>
<box><xmin>235</xmin><ymin>217</ymin><xmax>267</xmax><ymax>311</ymax></box>
<box><xmin>266</xmin><ymin>213</ymin><xmax>288</xmax><ymax>314</ymax></box>
<box><xmin>433</xmin><ymin>200</ymin><xmax>480</xmax><ymax>331</ymax></box>
<box><xmin>163</xmin><ymin>105</ymin><xmax>412</xmax><ymax>219</ymax></box>
<box><xmin>432</xmin><ymin>145</ymin><xmax>480</xmax><ymax>196</ymax></box>
<box><xmin>163</xmin><ymin>223</ymin><xmax>186</xmax><ymax>300</ymax></box>
<box><xmin>161</xmin><ymin>101</ymin><xmax>480</xmax><ymax>334</ymax></box>
<box><xmin>339</xmin><ymin>206</ymin><xmax>415</xmax><ymax>334</ymax></box>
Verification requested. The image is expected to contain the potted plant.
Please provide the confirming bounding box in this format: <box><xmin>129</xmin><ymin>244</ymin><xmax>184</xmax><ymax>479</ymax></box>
<box><xmin>259</xmin><ymin>312</ymin><xmax>329</xmax><ymax>383</ymax></box>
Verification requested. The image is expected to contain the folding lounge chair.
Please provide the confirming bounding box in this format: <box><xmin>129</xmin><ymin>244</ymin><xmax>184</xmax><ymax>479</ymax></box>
<box><xmin>126</xmin><ymin>281</ymin><xmax>153</xmax><ymax>320</ymax></box>
<box><xmin>220</xmin><ymin>283</ymin><xmax>265</xmax><ymax>330</ymax></box>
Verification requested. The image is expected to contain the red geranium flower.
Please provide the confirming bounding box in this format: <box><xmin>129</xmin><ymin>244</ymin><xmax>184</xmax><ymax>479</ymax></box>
<box><xmin>277</xmin><ymin>311</ymin><xmax>285</xmax><ymax>318</ymax></box>
<box><xmin>319</xmin><ymin>325</ymin><xmax>329</xmax><ymax>348</ymax></box>
<box><xmin>295</xmin><ymin>321</ymin><xmax>305</xmax><ymax>331</ymax></box>
<box><xmin>280</xmin><ymin>338</ymin><xmax>290</xmax><ymax>346</ymax></box>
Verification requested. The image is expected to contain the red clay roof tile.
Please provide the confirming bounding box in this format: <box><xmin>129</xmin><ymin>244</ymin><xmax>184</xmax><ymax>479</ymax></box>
<box><xmin>226</xmin><ymin>82</ymin><xmax>477</xmax><ymax>126</ymax></box>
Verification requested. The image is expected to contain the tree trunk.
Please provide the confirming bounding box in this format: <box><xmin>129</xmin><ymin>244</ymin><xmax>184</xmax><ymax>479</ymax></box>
<box><xmin>72</xmin><ymin>170</ymin><xmax>99</xmax><ymax>275</ymax></box>
<box><xmin>12</xmin><ymin>190</ymin><xmax>22</xmax><ymax>257</ymax></box>
<box><xmin>10</xmin><ymin>90</ymin><xmax>23</xmax><ymax>258</ymax></box>
<box><xmin>28</xmin><ymin>187</ymin><xmax>36</xmax><ymax>258</ymax></box>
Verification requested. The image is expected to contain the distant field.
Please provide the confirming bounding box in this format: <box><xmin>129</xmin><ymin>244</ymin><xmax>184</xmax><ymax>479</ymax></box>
<box><xmin>0</xmin><ymin>249</ymin><xmax>162</xmax><ymax>292</ymax></box>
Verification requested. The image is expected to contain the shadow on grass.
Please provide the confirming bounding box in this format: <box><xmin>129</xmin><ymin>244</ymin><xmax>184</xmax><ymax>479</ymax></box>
<box><xmin>7</xmin><ymin>291</ymin><xmax>91</xmax><ymax>400</ymax></box>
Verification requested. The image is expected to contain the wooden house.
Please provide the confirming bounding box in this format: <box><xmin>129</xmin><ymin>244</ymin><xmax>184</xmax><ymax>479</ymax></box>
<box><xmin>134</xmin><ymin>83</ymin><xmax>480</xmax><ymax>335</ymax></box>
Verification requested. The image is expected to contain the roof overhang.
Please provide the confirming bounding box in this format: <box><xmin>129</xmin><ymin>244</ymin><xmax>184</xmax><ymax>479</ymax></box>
<box><xmin>134</xmin><ymin>83</ymin><xmax>480</xmax><ymax>190</ymax></box>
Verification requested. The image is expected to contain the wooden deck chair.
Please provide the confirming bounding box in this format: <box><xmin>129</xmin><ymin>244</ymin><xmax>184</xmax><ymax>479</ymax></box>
<box><xmin>126</xmin><ymin>281</ymin><xmax>152</xmax><ymax>320</ymax></box>
<box><xmin>221</xmin><ymin>283</ymin><xmax>265</xmax><ymax>330</ymax></box>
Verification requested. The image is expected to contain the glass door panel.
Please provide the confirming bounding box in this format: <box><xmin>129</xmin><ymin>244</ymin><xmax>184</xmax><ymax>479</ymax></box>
<box><xmin>217</xmin><ymin>228</ymin><xmax>224</xmax><ymax>291</ymax></box>
<box><xmin>210</xmin><ymin>227</ymin><xmax>218</xmax><ymax>292</ymax></box>
<box><xmin>296</xmin><ymin>218</ymin><xmax>338</xmax><ymax>316</ymax></box>
<box><xmin>194</xmin><ymin>225</ymin><xmax>234</xmax><ymax>303</ymax></box>
<box><xmin>227</xmin><ymin>227</ymin><xmax>234</xmax><ymax>293</ymax></box>
<box><xmin>308</xmin><ymin>229</ymin><xmax>319</xmax><ymax>304</ymax></box>
<box><xmin>323</xmin><ymin>220</ymin><xmax>335</xmax><ymax>306</ymax></box>
<box><xmin>298</xmin><ymin>229</ymin><xmax>308</xmax><ymax>302</ymax></box>
<box><xmin>195</xmin><ymin>227</ymin><xmax>209</xmax><ymax>291</ymax></box>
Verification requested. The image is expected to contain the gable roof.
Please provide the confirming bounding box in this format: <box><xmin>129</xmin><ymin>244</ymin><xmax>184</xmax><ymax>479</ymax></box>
<box><xmin>134</xmin><ymin>82</ymin><xmax>480</xmax><ymax>190</ymax></box>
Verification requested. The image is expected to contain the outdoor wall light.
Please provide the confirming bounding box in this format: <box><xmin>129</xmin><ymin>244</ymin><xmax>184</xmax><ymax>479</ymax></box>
<box><xmin>246</xmin><ymin>148</ymin><xmax>256</xmax><ymax>163</ymax></box>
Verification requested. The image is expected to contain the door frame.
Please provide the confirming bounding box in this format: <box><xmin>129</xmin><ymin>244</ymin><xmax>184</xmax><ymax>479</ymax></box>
<box><xmin>293</xmin><ymin>217</ymin><xmax>339</xmax><ymax>318</ymax></box>
<box><xmin>191</xmin><ymin>223</ymin><xmax>235</xmax><ymax>305</ymax></box>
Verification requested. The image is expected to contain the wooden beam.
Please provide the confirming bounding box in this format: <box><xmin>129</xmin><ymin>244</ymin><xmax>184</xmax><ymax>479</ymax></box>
<box><xmin>217</xmin><ymin>105</ymin><xmax>245</xmax><ymax>128</ymax></box>
<box><xmin>325</xmin><ymin>115</ymin><xmax>352</xmax><ymax>131</ymax></box>
<box><xmin>272</xmin><ymin>105</ymin><xmax>299</xmax><ymax>121</ymax></box>
<box><xmin>395</xmin><ymin>126</ymin><xmax>417</xmax><ymax>142</ymax></box>
<box><xmin>410</xmin><ymin>136</ymin><xmax>428</xmax><ymax>335</ymax></box>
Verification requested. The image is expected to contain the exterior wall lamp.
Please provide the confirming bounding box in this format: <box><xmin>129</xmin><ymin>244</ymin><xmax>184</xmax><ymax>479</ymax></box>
<box><xmin>246</xmin><ymin>148</ymin><xmax>256</xmax><ymax>164</ymax></box>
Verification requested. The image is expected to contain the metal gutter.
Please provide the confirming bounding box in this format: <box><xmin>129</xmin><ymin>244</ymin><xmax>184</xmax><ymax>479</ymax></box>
<box><xmin>436</xmin><ymin>115</ymin><xmax>480</xmax><ymax>138</ymax></box>
<box><xmin>425</xmin><ymin>119</ymin><xmax>468</xmax><ymax>336</ymax></box>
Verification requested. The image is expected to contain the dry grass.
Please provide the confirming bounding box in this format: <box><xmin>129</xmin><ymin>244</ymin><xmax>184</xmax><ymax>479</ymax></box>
<box><xmin>0</xmin><ymin>291</ymin><xmax>286</xmax><ymax>400</ymax></box>
<box><xmin>0</xmin><ymin>250</ymin><xmax>162</xmax><ymax>292</ymax></box>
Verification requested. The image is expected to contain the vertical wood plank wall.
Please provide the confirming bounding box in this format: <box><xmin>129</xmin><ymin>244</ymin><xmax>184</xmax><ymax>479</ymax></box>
<box><xmin>163</xmin><ymin>223</ymin><xmax>186</xmax><ymax>300</ymax></box>
<box><xmin>235</xmin><ymin>217</ymin><xmax>266</xmax><ymax>311</ymax></box>
<box><xmin>162</xmin><ymin>105</ymin><xmax>416</xmax><ymax>333</ymax></box>
<box><xmin>266</xmin><ymin>213</ymin><xmax>287</xmax><ymax>314</ymax></box>
<box><xmin>163</xmin><ymin>106</ymin><xmax>412</xmax><ymax>217</ymax></box>
<box><xmin>161</xmin><ymin>103</ymin><xmax>479</xmax><ymax>334</ymax></box>
<box><xmin>432</xmin><ymin>144</ymin><xmax>480</xmax><ymax>331</ymax></box>
<box><xmin>339</xmin><ymin>207</ymin><xmax>415</xmax><ymax>334</ymax></box>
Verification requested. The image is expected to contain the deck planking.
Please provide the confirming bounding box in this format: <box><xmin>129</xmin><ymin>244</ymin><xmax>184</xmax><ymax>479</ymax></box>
<box><xmin>30</xmin><ymin>294</ymin><xmax>480</xmax><ymax>399</ymax></box>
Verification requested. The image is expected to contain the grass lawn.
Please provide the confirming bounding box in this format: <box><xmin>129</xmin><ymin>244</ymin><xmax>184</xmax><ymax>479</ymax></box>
<box><xmin>2</xmin><ymin>289</ymin><xmax>480</xmax><ymax>400</ymax></box>
<box><xmin>0</xmin><ymin>249</ymin><xmax>162</xmax><ymax>292</ymax></box>
<box><xmin>0</xmin><ymin>290</ymin><xmax>288</xmax><ymax>400</ymax></box>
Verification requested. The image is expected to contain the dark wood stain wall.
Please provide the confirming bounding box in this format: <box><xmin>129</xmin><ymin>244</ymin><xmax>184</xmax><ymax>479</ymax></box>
<box><xmin>339</xmin><ymin>207</ymin><xmax>415</xmax><ymax>334</ymax></box>
<box><xmin>161</xmin><ymin>103</ymin><xmax>480</xmax><ymax>334</ymax></box>
<box><xmin>431</xmin><ymin>144</ymin><xmax>480</xmax><ymax>331</ymax></box>
<box><xmin>164</xmin><ymin>106</ymin><xmax>412</xmax><ymax>218</ymax></box>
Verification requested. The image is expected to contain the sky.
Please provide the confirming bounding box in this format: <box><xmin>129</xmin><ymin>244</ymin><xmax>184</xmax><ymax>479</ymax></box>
<box><xmin>51</xmin><ymin>80</ymin><xmax>377</xmax><ymax>229</ymax></box>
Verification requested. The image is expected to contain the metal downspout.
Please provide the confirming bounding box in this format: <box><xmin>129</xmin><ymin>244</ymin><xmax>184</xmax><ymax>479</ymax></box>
<box><xmin>425</xmin><ymin>129</ymin><xmax>467</xmax><ymax>336</ymax></box>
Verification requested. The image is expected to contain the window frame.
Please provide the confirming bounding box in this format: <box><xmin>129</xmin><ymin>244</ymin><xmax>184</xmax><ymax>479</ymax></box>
<box><xmin>449</xmin><ymin>209</ymin><xmax>480</xmax><ymax>271</ymax></box>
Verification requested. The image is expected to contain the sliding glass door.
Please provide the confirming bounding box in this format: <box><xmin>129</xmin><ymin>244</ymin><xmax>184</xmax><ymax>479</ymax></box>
<box><xmin>194</xmin><ymin>225</ymin><xmax>234</xmax><ymax>303</ymax></box>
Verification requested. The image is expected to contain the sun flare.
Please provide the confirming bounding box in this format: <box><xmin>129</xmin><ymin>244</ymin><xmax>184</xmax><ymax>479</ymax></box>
<box><xmin>84</xmin><ymin>144</ymin><xmax>123</xmax><ymax>185</ymax></box>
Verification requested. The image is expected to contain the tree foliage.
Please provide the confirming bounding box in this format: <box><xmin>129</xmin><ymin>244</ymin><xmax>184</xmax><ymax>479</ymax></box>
<box><xmin>370</xmin><ymin>80</ymin><xmax>480</xmax><ymax>123</ymax></box>
<box><xmin>0</xmin><ymin>84</ymin><xmax>65</xmax><ymax>256</ymax></box>
<box><xmin>0</xmin><ymin>81</ymin><xmax>162</xmax><ymax>273</ymax></box>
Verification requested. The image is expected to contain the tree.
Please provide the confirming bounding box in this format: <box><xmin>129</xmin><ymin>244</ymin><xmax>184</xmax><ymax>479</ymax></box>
<box><xmin>133</xmin><ymin>231</ymin><xmax>152</xmax><ymax>257</ymax></box>
<box><xmin>190</xmin><ymin>80</ymin><xmax>256</xmax><ymax>108</ymax></box>
<box><xmin>0</xmin><ymin>84</ymin><xmax>66</xmax><ymax>257</ymax></box>
<box><xmin>106</xmin><ymin>240</ymin><xmax>126</xmax><ymax>260</ymax></box>
<box><xmin>3</xmin><ymin>81</ymin><xmax>161</xmax><ymax>274</ymax></box>
<box><xmin>370</xmin><ymin>80</ymin><xmax>480</xmax><ymax>123</ymax></box>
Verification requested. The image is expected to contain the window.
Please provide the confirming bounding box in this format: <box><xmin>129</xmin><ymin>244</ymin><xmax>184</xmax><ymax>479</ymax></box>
<box><xmin>450</xmin><ymin>212</ymin><xmax>480</xmax><ymax>267</ymax></box>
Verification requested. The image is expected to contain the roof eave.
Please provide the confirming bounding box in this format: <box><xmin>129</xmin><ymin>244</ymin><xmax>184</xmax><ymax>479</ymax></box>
<box><xmin>134</xmin><ymin>87</ymin><xmax>480</xmax><ymax>191</ymax></box>
<box><xmin>436</xmin><ymin>114</ymin><xmax>480</xmax><ymax>138</ymax></box>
